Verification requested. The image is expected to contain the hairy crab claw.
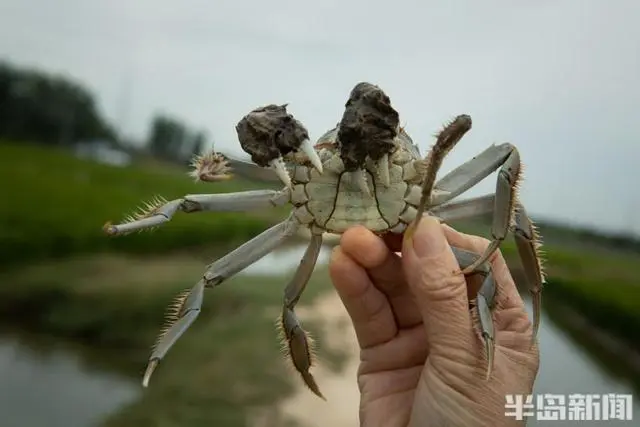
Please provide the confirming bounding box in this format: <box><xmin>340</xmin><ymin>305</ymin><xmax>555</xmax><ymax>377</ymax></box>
<box><xmin>337</xmin><ymin>82</ymin><xmax>400</xmax><ymax>196</ymax></box>
<box><xmin>235</xmin><ymin>104</ymin><xmax>323</xmax><ymax>188</ymax></box>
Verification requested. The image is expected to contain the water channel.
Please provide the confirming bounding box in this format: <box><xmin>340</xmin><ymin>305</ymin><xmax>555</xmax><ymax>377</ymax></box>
<box><xmin>0</xmin><ymin>244</ymin><xmax>638</xmax><ymax>426</ymax></box>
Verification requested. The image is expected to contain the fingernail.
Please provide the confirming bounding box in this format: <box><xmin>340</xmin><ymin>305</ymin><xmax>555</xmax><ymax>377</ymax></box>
<box><xmin>412</xmin><ymin>217</ymin><xmax>446</xmax><ymax>257</ymax></box>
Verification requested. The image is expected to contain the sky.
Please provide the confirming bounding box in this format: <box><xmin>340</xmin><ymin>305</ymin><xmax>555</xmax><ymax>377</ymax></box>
<box><xmin>1</xmin><ymin>0</ymin><xmax>639</xmax><ymax>235</ymax></box>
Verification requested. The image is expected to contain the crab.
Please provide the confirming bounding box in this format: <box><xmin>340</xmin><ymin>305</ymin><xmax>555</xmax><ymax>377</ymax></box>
<box><xmin>103</xmin><ymin>82</ymin><xmax>545</xmax><ymax>399</ymax></box>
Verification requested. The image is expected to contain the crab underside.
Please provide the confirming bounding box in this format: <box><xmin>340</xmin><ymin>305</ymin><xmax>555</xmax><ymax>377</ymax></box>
<box><xmin>103</xmin><ymin>82</ymin><xmax>545</xmax><ymax>399</ymax></box>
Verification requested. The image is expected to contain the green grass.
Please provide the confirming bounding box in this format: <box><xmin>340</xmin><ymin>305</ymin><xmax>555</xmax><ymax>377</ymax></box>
<box><xmin>1</xmin><ymin>141</ymin><xmax>639</xmax><ymax>425</ymax></box>
<box><xmin>454</xmin><ymin>219</ymin><xmax>640</xmax><ymax>351</ymax></box>
<box><xmin>0</xmin><ymin>141</ymin><xmax>285</xmax><ymax>268</ymax></box>
<box><xmin>0</xmin><ymin>252</ymin><xmax>343</xmax><ymax>427</ymax></box>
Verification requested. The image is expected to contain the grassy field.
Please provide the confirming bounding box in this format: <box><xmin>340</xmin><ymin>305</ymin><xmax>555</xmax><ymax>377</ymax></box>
<box><xmin>0</xmin><ymin>251</ymin><xmax>342</xmax><ymax>427</ymax></box>
<box><xmin>1</xmin><ymin>141</ymin><xmax>639</xmax><ymax>426</ymax></box>
<box><xmin>0</xmin><ymin>141</ymin><xmax>285</xmax><ymax>268</ymax></box>
<box><xmin>454</xmin><ymin>220</ymin><xmax>640</xmax><ymax>353</ymax></box>
<box><xmin>2</xmin><ymin>139</ymin><xmax>637</xmax><ymax>351</ymax></box>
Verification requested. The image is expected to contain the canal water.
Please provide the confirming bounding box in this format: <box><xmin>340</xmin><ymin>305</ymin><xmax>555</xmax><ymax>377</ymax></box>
<box><xmin>0</xmin><ymin>244</ymin><xmax>637</xmax><ymax>426</ymax></box>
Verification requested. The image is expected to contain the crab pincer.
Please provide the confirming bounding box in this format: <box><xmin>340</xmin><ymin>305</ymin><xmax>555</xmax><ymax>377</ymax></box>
<box><xmin>235</xmin><ymin>104</ymin><xmax>323</xmax><ymax>188</ymax></box>
<box><xmin>337</xmin><ymin>82</ymin><xmax>400</xmax><ymax>194</ymax></box>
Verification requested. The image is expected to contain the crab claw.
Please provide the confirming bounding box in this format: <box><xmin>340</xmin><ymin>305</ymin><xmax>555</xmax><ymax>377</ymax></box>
<box><xmin>270</xmin><ymin>157</ymin><xmax>292</xmax><ymax>189</ymax></box>
<box><xmin>338</xmin><ymin>82</ymin><xmax>399</xmax><ymax>172</ymax></box>
<box><xmin>299</xmin><ymin>139</ymin><xmax>323</xmax><ymax>174</ymax></box>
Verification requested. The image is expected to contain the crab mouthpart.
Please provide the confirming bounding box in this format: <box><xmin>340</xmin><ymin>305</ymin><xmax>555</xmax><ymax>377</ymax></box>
<box><xmin>270</xmin><ymin>157</ymin><xmax>292</xmax><ymax>189</ymax></box>
<box><xmin>299</xmin><ymin>139</ymin><xmax>323</xmax><ymax>174</ymax></box>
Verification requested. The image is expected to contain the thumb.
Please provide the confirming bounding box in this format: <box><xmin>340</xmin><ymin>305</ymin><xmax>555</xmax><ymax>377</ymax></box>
<box><xmin>402</xmin><ymin>217</ymin><xmax>473</xmax><ymax>351</ymax></box>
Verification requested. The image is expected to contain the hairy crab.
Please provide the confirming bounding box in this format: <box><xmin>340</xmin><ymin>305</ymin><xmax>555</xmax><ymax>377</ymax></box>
<box><xmin>103</xmin><ymin>82</ymin><xmax>544</xmax><ymax>398</ymax></box>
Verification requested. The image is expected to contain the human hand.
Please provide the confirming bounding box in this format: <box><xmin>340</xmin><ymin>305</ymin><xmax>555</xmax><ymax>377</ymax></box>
<box><xmin>329</xmin><ymin>217</ymin><xmax>540</xmax><ymax>427</ymax></box>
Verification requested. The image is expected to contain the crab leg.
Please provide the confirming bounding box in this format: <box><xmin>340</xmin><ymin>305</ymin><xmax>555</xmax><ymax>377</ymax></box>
<box><xmin>142</xmin><ymin>215</ymin><xmax>299</xmax><ymax>387</ymax></box>
<box><xmin>103</xmin><ymin>189</ymin><xmax>290</xmax><ymax>236</ymax></box>
<box><xmin>475</xmin><ymin>270</ymin><xmax>497</xmax><ymax>379</ymax></box>
<box><xmin>513</xmin><ymin>203</ymin><xmax>545</xmax><ymax>339</ymax></box>
<box><xmin>202</xmin><ymin>214</ymin><xmax>299</xmax><ymax>287</ymax></box>
<box><xmin>429</xmin><ymin>143</ymin><xmax>514</xmax><ymax>207</ymax></box>
<box><xmin>431</xmin><ymin>194</ymin><xmax>495</xmax><ymax>224</ymax></box>
<box><xmin>412</xmin><ymin>138</ymin><xmax>525</xmax><ymax>275</ymax></box>
<box><xmin>419</xmin><ymin>141</ymin><xmax>544</xmax><ymax>337</ymax></box>
<box><xmin>458</xmin><ymin>146</ymin><xmax>522</xmax><ymax>274</ymax></box>
<box><xmin>412</xmin><ymin>115</ymin><xmax>473</xmax><ymax>226</ymax></box>
<box><xmin>450</xmin><ymin>246</ymin><xmax>496</xmax><ymax>379</ymax></box>
<box><xmin>279</xmin><ymin>233</ymin><xmax>324</xmax><ymax>398</ymax></box>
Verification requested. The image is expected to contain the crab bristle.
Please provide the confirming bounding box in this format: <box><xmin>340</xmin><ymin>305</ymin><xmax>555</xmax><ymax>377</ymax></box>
<box><xmin>189</xmin><ymin>151</ymin><xmax>232</xmax><ymax>182</ymax></box>
<box><xmin>152</xmin><ymin>289</ymin><xmax>190</xmax><ymax>351</ymax></box>
<box><xmin>275</xmin><ymin>313</ymin><xmax>323</xmax><ymax>398</ymax></box>
<box><xmin>125</xmin><ymin>195</ymin><xmax>168</xmax><ymax>222</ymax></box>
<box><xmin>508</xmin><ymin>164</ymin><xmax>524</xmax><ymax>230</ymax></box>
<box><xmin>116</xmin><ymin>195</ymin><xmax>168</xmax><ymax>234</ymax></box>
<box><xmin>529</xmin><ymin>220</ymin><xmax>547</xmax><ymax>284</ymax></box>
<box><xmin>274</xmin><ymin>313</ymin><xmax>317</xmax><ymax>368</ymax></box>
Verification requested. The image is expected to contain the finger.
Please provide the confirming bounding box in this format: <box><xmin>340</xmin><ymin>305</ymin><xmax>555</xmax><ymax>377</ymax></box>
<box><xmin>402</xmin><ymin>217</ymin><xmax>474</xmax><ymax>353</ymax></box>
<box><xmin>329</xmin><ymin>247</ymin><xmax>398</xmax><ymax>349</ymax></box>
<box><xmin>340</xmin><ymin>227</ymin><xmax>422</xmax><ymax>328</ymax></box>
<box><xmin>443</xmin><ymin>225</ymin><xmax>533</xmax><ymax>345</ymax></box>
<box><xmin>442</xmin><ymin>224</ymin><xmax>526</xmax><ymax>313</ymax></box>
<box><xmin>384</xmin><ymin>230</ymin><xmax>485</xmax><ymax>303</ymax></box>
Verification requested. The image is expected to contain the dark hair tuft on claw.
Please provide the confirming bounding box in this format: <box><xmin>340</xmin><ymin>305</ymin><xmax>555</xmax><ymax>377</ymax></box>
<box><xmin>337</xmin><ymin>82</ymin><xmax>400</xmax><ymax>171</ymax></box>
<box><xmin>235</xmin><ymin>104</ymin><xmax>310</xmax><ymax>167</ymax></box>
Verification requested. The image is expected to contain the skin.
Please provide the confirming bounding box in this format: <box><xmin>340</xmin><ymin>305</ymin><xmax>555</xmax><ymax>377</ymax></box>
<box><xmin>328</xmin><ymin>217</ymin><xmax>540</xmax><ymax>427</ymax></box>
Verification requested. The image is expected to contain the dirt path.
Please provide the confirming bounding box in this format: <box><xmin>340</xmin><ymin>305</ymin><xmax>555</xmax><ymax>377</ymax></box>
<box><xmin>278</xmin><ymin>291</ymin><xmax>361</xmax><ymax>427</ymax></box>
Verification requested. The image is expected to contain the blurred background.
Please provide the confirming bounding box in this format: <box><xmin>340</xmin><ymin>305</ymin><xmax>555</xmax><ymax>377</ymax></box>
<box><xmin>1</xmin><ymin>0</ymin><xmax>639</xmax><ymax>426</ymax></box>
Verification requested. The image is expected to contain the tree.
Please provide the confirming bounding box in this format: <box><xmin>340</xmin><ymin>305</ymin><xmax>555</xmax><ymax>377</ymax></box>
<box><xmin>0</xmin><ymin>61</ymin><xmax>116</xmax><ymax>146</ymax></box>
<box><xmin>147</xmin><ymin>114</ymin><xmax>208</xmax><ymax>164</ymax></box>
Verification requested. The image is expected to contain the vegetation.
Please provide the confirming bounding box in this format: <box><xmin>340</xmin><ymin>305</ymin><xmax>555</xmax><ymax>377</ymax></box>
<box><xmin>543</xmin><ymin>265</ymin><xmax>640</xmax><ymax>353</ymax></box>
<box><xmin>0</xmin><ymin>141</ymin><xmax>284</xmax><ymax>269</ymax></box>
<box><xmin>1</xmin><ymin>133</ymin><xmax>638</xmax><ymax>425</ymax></box>
<box><xmin>0</xmin><ymin>61</ymin><xmax>116</xmax><ymax>146</ymax></box>
<box><xmin>455</xmin><ymin>220</ymin><xmax>640</xmax><ymax>353</ymax></box>
<box><xmin>0</xmin><ymin>252</ymin><xmax>341</xmax><ymax>427</ymax></box>
<box><xmin>1</xmin><ymin>59</ymin><xmax>218</xmax><ymax>168</ymax></box>
<box><xmin>147</xmin><ymin>114</ymin><xmax>208</xmax><ymax>165</ymax></box>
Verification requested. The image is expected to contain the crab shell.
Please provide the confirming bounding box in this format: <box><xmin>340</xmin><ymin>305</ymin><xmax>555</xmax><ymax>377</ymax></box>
<box><xmin>286</xmin><ymin>126</ymin><xmax>442</xmax><ymax>236</ymax></box>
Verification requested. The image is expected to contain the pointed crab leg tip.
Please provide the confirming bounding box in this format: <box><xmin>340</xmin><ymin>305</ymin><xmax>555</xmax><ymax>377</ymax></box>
<box><xmin>485</xmin><ymin>367</ymin><xmax>492</xmax><ymax>381</ymax></box>
<box><xmin>530</xmin><ymin>322</ymin><xmax>540</xmax><ymax>346</ymax></box>
<box><xmin>484</xmin><ymin>337</ymin><xmax>494</xmax><ymax>381</ymax></box>
<box><xmin>300</xmin><ymin>139</ymin><xmax>323</xmax><ymax>174</ymax></box>
<box><xmin>142</xmin><ymin>360</ymin><xmax>158</xmax><ymax>388</ymax></box>
<box><xmin>302</xmin><ymin>371</ymin><xmax>325</xmax><ymax>400</ymax></box>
